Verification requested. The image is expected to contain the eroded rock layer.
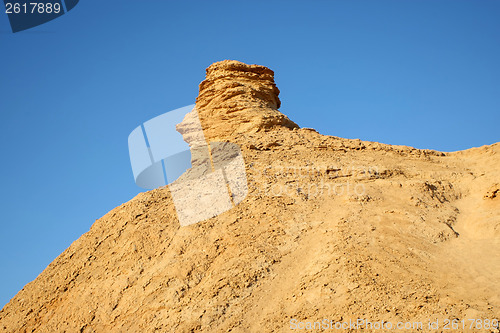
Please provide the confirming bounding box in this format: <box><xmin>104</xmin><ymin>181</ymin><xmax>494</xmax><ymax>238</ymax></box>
<box><xmin>195</xmin><ymin>60</ymin><xmax>298</xmax><ymax>141</ymax></box>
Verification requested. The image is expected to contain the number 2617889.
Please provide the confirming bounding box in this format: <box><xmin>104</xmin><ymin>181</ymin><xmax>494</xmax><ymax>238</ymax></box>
<box><xmin>5</xmin><ymin>3</ymin><xmax>62</xmax><ymax>14</ymax></box>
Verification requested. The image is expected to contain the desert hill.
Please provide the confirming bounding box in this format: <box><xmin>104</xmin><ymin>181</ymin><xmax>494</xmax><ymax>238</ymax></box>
<box><xmin>1</xmin><ymin>60</ymin><xmax>499</xmax><ymax>333</ymax></box>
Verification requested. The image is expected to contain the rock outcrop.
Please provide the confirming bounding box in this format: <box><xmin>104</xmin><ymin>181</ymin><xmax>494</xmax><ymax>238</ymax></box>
<box><xmin>194</xmin><ymin>60</ymin><xmax>298</xmax><ymax>141</ymax></box>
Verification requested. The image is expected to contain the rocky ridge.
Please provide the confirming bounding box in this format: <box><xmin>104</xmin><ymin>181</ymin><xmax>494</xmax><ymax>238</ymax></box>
<box><xmin>0</xmin><ymin>61</ymin><xmax>499</xmax><ymax>333</ymax></box>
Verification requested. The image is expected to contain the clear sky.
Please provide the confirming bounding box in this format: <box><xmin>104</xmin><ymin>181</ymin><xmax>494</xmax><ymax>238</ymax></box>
<box><xmin>0</xmin><ymin>0</ymin><xmax>499</xmax><ymax>308</ymax></box>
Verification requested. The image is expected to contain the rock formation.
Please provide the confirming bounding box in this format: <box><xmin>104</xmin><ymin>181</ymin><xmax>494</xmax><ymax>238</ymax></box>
<box><xmin>194</xmin><ymin>60</ymin><xmax>298</xmax><ymax>142</ymax></box>
<box><xmin>1</xmin><ymin>61</ymin><xmax>499</xmax><ymax>333</ymax></box>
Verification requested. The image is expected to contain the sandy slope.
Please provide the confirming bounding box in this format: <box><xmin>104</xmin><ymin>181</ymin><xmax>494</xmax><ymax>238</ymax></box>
<box><xmin>1</xmin><ymin>61</ymin><xmax>498</xmax><ymax>333</ymax></box>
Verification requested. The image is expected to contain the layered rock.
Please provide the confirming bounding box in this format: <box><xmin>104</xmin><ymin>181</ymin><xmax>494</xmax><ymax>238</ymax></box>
<box><xmin>194</xmin><ymin>60</ymin><xmax>298</xmax><ymax>141</ymax></box>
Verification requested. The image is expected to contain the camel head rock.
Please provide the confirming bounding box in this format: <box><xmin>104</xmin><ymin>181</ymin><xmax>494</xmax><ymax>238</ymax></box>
<box><xmin>190</xmin><ymin>60</ymin><xmax>299</xmax><ymax>142</ymax></box>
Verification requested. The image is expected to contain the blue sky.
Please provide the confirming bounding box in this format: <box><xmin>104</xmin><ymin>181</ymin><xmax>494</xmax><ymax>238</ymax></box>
<box><xmin>0</xmin><ymin>0</ymin><xmax>499</xmax><ymax>308</ymax></box>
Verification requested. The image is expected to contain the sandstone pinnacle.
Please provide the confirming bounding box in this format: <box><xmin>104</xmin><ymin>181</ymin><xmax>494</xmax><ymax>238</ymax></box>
<box><xmin>194</xmin><ymin>60</ymin><xmax>298</xmax><ymax>141</ymax></box>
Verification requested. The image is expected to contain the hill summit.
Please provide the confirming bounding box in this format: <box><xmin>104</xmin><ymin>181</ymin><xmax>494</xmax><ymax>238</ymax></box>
<box><xmin>195</xmin><ymin>60</ymin><xmax>298</xmax><ymax>141</ymax></box>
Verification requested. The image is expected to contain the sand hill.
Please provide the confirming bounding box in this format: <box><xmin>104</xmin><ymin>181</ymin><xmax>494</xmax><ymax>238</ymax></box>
<box><xmin>1</xmin><ymin>60</ymin><xmax>499</xmax><ymax>333</ymax></box>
